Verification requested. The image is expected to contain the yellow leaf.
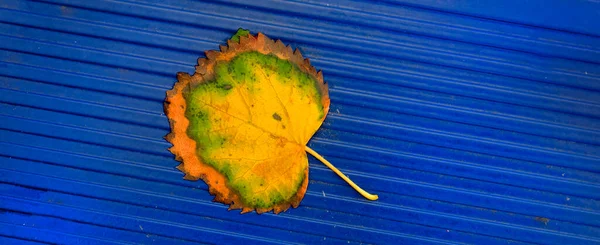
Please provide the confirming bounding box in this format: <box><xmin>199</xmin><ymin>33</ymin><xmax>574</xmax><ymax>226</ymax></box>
<box><xmin>165</xmin><ymin>30</ymin><xmax>376</xmax><ymax>214</ymax></box>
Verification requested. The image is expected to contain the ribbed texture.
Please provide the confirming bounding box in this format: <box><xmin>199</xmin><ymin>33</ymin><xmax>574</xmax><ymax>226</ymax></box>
<box><xmin>1</xmin><ymin>0</ymin><xmax>599</xmax><ymax>244</ymax></box>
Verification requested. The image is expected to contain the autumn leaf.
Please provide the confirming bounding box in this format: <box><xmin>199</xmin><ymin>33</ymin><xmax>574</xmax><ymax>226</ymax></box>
<box><xmin>165</xmin><ymin>29</ymin><xmax>377</xmax><ymax>214</ymax></box>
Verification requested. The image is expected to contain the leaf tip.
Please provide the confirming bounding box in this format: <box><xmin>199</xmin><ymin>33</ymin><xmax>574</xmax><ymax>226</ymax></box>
<box><xmin>229</xmin><ymin>28</ymin><xmax>251</xmax><ymax>43</ymax></box>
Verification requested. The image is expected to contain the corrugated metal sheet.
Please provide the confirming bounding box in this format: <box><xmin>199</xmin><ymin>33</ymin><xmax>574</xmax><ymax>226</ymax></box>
<box><xmin>1</xmin><ymin>0</ymin><xmax>599</xmax><ymax>244</ymax></box>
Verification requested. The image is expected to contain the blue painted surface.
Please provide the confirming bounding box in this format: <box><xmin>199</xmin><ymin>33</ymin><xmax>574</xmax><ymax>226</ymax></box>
<box><xmin>1</xmin><ymin>0</ymin><xmax>600</xmax><ymax>244</ymax></box>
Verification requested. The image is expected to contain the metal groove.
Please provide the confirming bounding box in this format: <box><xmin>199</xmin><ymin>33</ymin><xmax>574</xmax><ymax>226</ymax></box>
<box><xmin>7</xmin><ymin>1</ymin><xmax>600</xmax><ymax>92</ymax></box>
<box><xmin>0</xmin><ymin>160</ymin><xmax>596</xmax><ymax>244</ymax></box>
<box><xmin>2</xmin><ymin>0</ymin><xmax>599</xmax><ymax>244</ymax></box>
<box><xmin>48</xmin><ymin>0</ymin><xmax>600</xmax><ymax>90</ymax></box>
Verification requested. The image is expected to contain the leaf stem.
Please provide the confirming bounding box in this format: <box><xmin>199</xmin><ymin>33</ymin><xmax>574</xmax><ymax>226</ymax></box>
<box><xmin>305</xmin><ymin>146</ymin><xmax>379</xmax><ymax>201</ymax></box>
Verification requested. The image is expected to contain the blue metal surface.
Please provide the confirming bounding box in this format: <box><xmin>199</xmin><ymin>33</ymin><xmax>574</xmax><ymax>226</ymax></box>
<box><xmin>1</xmin><ymin>0</ymin><xmax>599</xmax><ymax>244</ymax></box>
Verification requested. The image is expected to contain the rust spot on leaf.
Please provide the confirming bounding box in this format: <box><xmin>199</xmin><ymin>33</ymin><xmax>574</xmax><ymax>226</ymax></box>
<box><xmin>272</xmin><ymin>113</ymin><xmax>282</xmax><ymax>121</ymax></box>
